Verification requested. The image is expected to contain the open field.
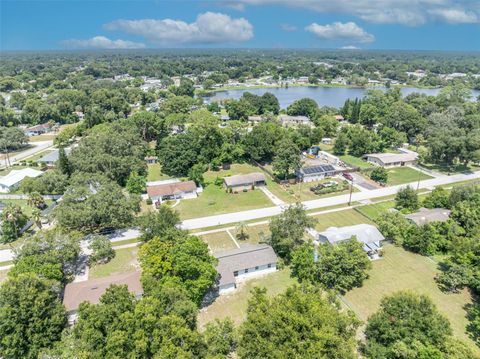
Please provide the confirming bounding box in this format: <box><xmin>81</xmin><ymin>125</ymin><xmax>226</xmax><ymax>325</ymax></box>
<box><xmin>386</xmin><ymin>166</ymin><xmax>432</xmax><ymax>185</ymax></box>
<box><xmin>312</xmin><ymin>208</ymin><xmax>375</xmax><ymax>231</ymax></box>
<box><xmin>343</xmin><ymin>244</ymin><xmax>477</xmax><ymax>352</ymax></box>
<box><xmin>200</xmin><ymin>231</ymin><xmax>238</xmax><ymax>253</ymax></box>
<box><xmin>355</xmin><ymin>201</ymin><xmax>395</xmax><ymax>221</ymax></box>
<box><xmin>28</xmin><ymin>134</ymin><xmax>57</xmax><ymax>142</ymax></box>
<box><xmin>339</xmin><ymin>154</ymin><xmax>374</xmax><ymax>169</ymax></box>
<box><xmin>146</xmin><ymin>163</ymin><xmax>172</xmax><ymax>182</ymax></box>
<box><xmin>197</xmin><ymin>269</ymin><xmax>297</xmax><ymax>330</ymax></box>
<box><xmin>89</xmin><ymin>247</ymin><xmax>139</xmax><ymax>279</ymax></box>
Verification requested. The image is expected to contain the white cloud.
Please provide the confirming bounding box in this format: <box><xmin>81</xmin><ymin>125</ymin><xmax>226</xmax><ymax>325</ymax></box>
<box><xmin>429</xmin><ymin>8</ymin><xmax>478</xmax><ymax>23</ymax></box>
<box><xmin>305</xmin><ymin>22</ymin><xmax>375</xmax><ymax>43</ymax></box>
<box><xmin>341</xmin><ymin>45</ymin><xmax>359</xmax><ymax>49</ymax></box>
<box><xmin>62</xmin><ymin>36</ymin><xmax>146</xmax><ymax>49</ymax></box>
<box><xmin>235</xmin><ymin>0</ymin><xmax>480</xmax><ymax>26</ymax></box>
<box><xmin>104</xmin><ymin>12</ymin><xmax>253</xmax><ymax>45</ymax></box>
<box><xmin>280</xmin><ymin>23</ymin><xmax>297</xmax><ymax>32</ymax></box>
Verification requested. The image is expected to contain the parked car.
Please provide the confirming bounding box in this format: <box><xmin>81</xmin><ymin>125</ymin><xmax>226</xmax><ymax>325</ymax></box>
<box><xmin>342</xmin><ymin>172</ymin><xmax>353</xmax><ymax>181</ymax></box>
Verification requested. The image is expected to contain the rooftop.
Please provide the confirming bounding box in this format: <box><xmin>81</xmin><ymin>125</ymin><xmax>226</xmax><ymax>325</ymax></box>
<box><xmin>63</xmin><ymin>271</ymin><xmax>142</xmax><ymax>312</ymax></box>
<box><xmin>366</xmin><ymin>152</ymin><xmax>417</xmax><ymax>164</ymax></box>
<box><xmin>318</xmin><ymin>224</ymin><xmax>385</xmax><ymax>245</ymax></box>
<box><xmin>298</xmin><ymin>164</ymin><xmax>336</xmax><ymax>175</ymax></box>
<box><xmin>223</xmin><ymin>172</ymin><xmax>265</xmax><ymax>187</ymax></box>
<box><xmin>279</xmin><ymin>115</ymin><xmax>311</xmax><ymax>122</ymax></box>
<box><xmin>404</xmin><ymin>207</ymin><xmax>451</xmax><ymax>226</ymax></box>
<box><xmin>0</xmin><ymin>168</ymin><xmax>44</xmax><ymax>187</ymax></box>
<box><xmin>215</xmin><ymin>244</ymin><xmax>278</xmax><ymax>286</ymax></box>
<box><xmin>38</xmin><ymin>148</ymin><xmax>72</xmax><ymax>163</ymax></box>
<box><xmin>146</xmin><ymin>180</ymin><xmax>196</xmax><ymax>198</ymax></box>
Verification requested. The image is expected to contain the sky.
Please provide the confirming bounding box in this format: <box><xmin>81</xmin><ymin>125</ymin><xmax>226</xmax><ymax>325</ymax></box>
<box><xmin>1</xmin><ymin>0</ymin><xmax>480</xmax><ymax>51</ymax></box>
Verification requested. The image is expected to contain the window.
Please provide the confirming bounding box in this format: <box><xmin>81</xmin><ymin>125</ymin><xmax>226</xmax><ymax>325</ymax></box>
<box><xmin>245</xmin><ymin>269</ymin><xmax>249</xmax><ymax>273</ymax></box>
<box><xmin>267</xmin><ymin>263</ymin><xmax>272</xmax><ymax>268</ymax></box>
<box><xmin>234</xmin><ymin>271</ymin><xmax>238</xmax><ymax>277</ymax></box>
<box><xmin>255</xmin><ymin>266</ymin><xmax>259</xmax><ymax>270</ymax></box>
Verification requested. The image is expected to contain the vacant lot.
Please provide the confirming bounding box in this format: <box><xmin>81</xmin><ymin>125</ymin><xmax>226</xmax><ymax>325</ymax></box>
<box><xmin>200</xmin><ymin>231</ymin><xmax>238</xmax><ymax>253</ymax></box>
<box><xmin>343</xmin><ymin>244</ymin><xmax>477</xmax><ymax>352</ymax></box>
<box><xmin>312</xmin><ymin>208</ymin><xmax>375</xmax><ymax>231</ymax></box>
<box><xmin>89</xmin><ymin>246</ymin><xmax>139</xmax><ymax>279</ymax></box>
<box><xmin>198</xmin><ymin>269</ymin><xmax>297</xmax><ymax>330</ymax></box>
<box><xmin>386</xmin><ymin>166</ymin><xmax>432</xmax><ymax>186</ymax></box>
<box><xmin>174</xmin><ymin>182</ymin><xmax>271</xmax><ymax>220</ymax></box>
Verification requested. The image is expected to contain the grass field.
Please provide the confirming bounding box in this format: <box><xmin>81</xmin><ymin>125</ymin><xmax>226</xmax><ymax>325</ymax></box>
<box><xmin>312</xmin><ymin>208</ymin><xmax>375</xmax><ymax>231</ymax></box>
<box><xmin>146</xmin><ymin>163</ymin><xmax>172</xmax><ymax>182</ymax></box>
<box><xmin>355</xmin><ymin>201</ymin><xmax>396</xmax><ymax>221</ymax></box>
<box><xmin>343</xmin><ymin>244</ymin><xmax>477</xmax><ymax>352</ymax></box>
<box><xmin>200</xmin><ymin>231</ymin><xmax>238</xmax><ymax>253</ymax></box>
<box><xmin>386</xmin><ymin>167</ymin><xmax>433</xmax><ymax>185</ymax></box>
<box><xmin>28</xmin><ymin>134</ymin><xmax>57</xmax><ymax>142</ymax></box>
<box><xmin>339</xmin><ymin>155</ymin><xmax>374</xmax><ymax>169</ymax></box>
<box><xmin>89</xmin><ymin>247</ymin><xmax>139</xmax><ymax>279</ymax></box>
<box><xmin>197</xmin><ymin>269</ymin><xmax>297</xmax><ymax>330</ymax></box>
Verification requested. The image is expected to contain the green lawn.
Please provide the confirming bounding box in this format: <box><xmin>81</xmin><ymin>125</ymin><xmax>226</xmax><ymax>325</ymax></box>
<box><xmin>232</xmin><ymin>223</ymin><xmax>270</xmax><ymax>246</ymax></box>
<box><xmin>0</xmin><ymin>199</ymin><xmax>54</xmax><ymax>217</ymax></box>
<box><xmin>339</xmin><ymin>155</ymin><xmax>374</xmax><ymax>169</ymax></box>
<box><xmin>197</xmin><ymin>269</ymin><xmax>297</xmax><ymax>330</ymax></box>
<box><xmin>355</xmin><ymin>201</ymin><xmax>396</xmax><ymax>221</ymax></box>
<box><xmin>203</xmin><ymin>163</ymin><xmax>261</xmax><ymax>182</ymax></box>
<box><xmin>312</xmin><ymin>209</ymin><xmax>375</xmax><ymax>231</ymax></box>
<box><xmin>146</xmin><ymin>163</ymin><xmax>172</xmax><ymax>182</ymax></box>
<box><xmin>386</xmin><ymin>166</ymin><xmax>433</xmax><ymax>186</ymax></box>
<box><xmin>200</xmin><ymin>231</ymin><xmax>237</xmax><ymax>254</ymax></box>
<box><xmin>88</xmin><ymin>247</ymin><xmax>139</xmax><ymax>279</ymax></box>
<box><xmin>343</xmin><ymin>244</ymin><xmax>478</xmax><ymax>353</ymax></box>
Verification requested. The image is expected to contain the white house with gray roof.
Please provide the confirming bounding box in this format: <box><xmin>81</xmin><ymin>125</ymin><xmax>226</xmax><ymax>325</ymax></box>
<box><xmin>365</xmin><ymin>152</ymin><xmax>417</xmax><ymax>167</ymax></box>
<box><xmin>215</xmin><ymin>244</ymin><xmax>278</xmax><ymax>294</ymax></box>
<box><xmin>0</xmin><ymin>168</ymin><xmax>44</xmax><ymax>193</ymax></box>
<box><xmin>37</xmin><ymin>148</ymin><xmax>72</xmax><ymax>166</ymax></box>
<box><xmin>404</xmin><ymin>207</ymin><xmax>451</xmax><ymax>226</ymax></box>
<box><xmin>223</xmin><ymin>172</ymin><xmax>266</xmax><ymax>191</ymax></box>
<box><xmin>317</xmin><ymin>224</ymin><xmax>385</xmax><ymax>260</ymax></box>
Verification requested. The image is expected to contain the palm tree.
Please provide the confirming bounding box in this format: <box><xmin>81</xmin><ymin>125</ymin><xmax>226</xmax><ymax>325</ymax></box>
<box><xmin>31</xmin><ymin>208</ymin><xmax>42</xmax><ymax>230</ymax></box>
<box><xmin>27</xmin><ymin>192</ymin><xmax>45</xmax><ymax>209</ymax></box>
<box><xmin>235</xmin><ymin>222</ymin><xmax>249</xmax><ymax>241</ymax></box>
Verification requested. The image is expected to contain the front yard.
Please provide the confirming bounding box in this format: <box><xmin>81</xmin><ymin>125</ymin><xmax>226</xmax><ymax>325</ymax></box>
<box><xmin>343</xmin><ymin>243</ymin><xmax>477</xmax><ymax>353</ymax></box>
<box><xmin>386</xmin><ymin>166</ymin><xmax>433</xmax><ymax>185</ymax></box>
<box><xmin>88</xmin><ymin>246</ymin><xmax>139</xmax><ymax>279</ymax></box>
<box><xmin>312</xmin><ymin>208</ymin><xmax>375</xmax><ymax>231</ymax></box>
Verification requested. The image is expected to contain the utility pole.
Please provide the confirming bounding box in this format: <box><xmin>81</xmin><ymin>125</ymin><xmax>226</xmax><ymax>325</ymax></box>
<box><xmin>348</xmin><ymin>177</ymin><xmax>354</xmax><ymax>206</ymax></box>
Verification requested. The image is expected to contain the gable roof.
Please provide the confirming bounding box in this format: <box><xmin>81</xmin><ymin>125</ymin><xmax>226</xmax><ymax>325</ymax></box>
<box><xmin>223</xmin><ymin>172</ymin><xmax>265</xmax><ymax>187</ymax></box>
<box><xmin>298</xmin><ymin>165</ymin><xmax>336</xmax><ymax>176</ymax></box>
<box><xmin>366</xmin><ymin>152</ymin><xmax>417</xmax><ymax>164</ymax></box>
<box><xmin>279</xmin><ymin>115</ymin><xmax>311</xmax><ymax>123</ymax></box>
<box><xmin>0</xmin><ymin>168</ymin><xmax>44</xmax><ymax>187</ymax></box>
<box><xmin>146</xmin><ymin>180</ymin><xmax>196</xmax><ymax>198</ymax></box>
<box><xmin>37</xmin><ymin>148</ymin><xmax>72</xmax><ymax>163</ymax></box>
<box><xmin>318</xmin><ymin>224</ymin><xmax>385</xmax><ymax>245</ymax></box>
<box><xmin>404</xmin><ymin>207</ymin><xmax>451</xmax><ymax>226</ymax></box>
<box><xmin>215</xmin><ymin>245</ymin><xmax>278</xmax><ymax>286</ymax></box>
<box><xmin>63</xmin><ymin>271</ymin><xmax>142</xmax><ymax>312</ymax></box>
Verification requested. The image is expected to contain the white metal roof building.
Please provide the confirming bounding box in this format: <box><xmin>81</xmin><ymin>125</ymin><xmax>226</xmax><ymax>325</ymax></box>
<box><xmin>0</xmin><ymin>168</ymin><xmax>44</xmax><ymax>193</ymax></box>
<box><xmin>365</xmin><ymin>153</ymin><xmax>418</xmax><ymax>167</ymax></box>
<box><xmin>317</xmin><ymin>224</ymin><xmax>385</xmax><ymax>260</ymax></box>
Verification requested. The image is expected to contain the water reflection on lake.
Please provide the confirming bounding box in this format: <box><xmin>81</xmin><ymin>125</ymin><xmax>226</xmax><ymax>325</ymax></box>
<box><xmin>201</xmin><ymin>86</ymin><xmax>479</xmax><ymax>109</ymax></box>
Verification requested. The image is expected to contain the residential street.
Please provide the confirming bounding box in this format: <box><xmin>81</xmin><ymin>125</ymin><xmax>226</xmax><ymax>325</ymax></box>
<box><xmin>0</xmin><ymin>140</ymin><xmax>53</xmax><ymax>169</ymax></box>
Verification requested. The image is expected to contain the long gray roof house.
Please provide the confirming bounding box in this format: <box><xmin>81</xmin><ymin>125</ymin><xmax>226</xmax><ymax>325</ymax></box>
<box><xmin>404</xmin><ymin>207</ymin><xmax>451</xmax><ymax>226</ymax></box>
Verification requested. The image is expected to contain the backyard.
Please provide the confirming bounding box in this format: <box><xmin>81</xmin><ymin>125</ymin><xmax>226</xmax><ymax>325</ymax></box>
<box><xmin>197</xmin><ymin>269</ymin><xmax>297</xmax><ymax>330</ymax></box>
<box><xmin>146</xmin><ymin>163</ymin><xmax>172</xmax><ymax>182</ymax></box>
<box><xmin>343</xmin><ymin>243</ymin><xmax>477</xmax><ymax>353</ymax></box>
<box><xmin>386</xmin><ymin>166</ymin><xmax>433</xmax><ymax>186</ymax></box>
<box><xmin>339</xmin><ymin>154</ymin><xmax>374</xmax><ymax>169</ymax></box>
<box><xmin>312</xmin><ymin>208</ymin><xmax>375</xmax><ymax>231</ymax></box>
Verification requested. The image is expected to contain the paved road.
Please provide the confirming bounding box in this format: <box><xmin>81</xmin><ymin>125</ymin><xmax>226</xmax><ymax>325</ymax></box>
<box><xmin>181</xmin><ymin>170</ymin><xmax>480</xmax><ymax>230</ymax></box>
<box><xmin>1</xmin><ymin>140</ymin><xmax>53</xmax><ymax>169</ymax></box>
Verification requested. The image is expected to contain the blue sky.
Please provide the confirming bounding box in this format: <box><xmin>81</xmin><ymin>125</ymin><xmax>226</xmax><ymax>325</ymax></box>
<box><xmin>1</xmin><ymin>0</ymin><xmax>479</xmax><ymax>51</ymax></box>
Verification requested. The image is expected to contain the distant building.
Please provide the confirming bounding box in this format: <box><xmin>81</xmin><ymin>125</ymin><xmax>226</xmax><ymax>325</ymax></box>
<box><xmin>321</xmin><ymin>137</ymin><xmax>333</xmax><ymax>145</ymax></box>
<box><xmin>146</xmin><ymin>180</ymin><xmax>198</xmax><ymax>205</ymax></box>
<box><xmin>24</xmin><ymin>123</ymin><xmax>52</xmax><ymax>137</ymax></box>
<box><xmin>404</xmin><ymin>207</ymin><xmax>451</xmax><ymax>226</ymax></box>
<box><xmin>37</xmin><ymin>148</ymin><xmax>72</xmax><ymax>166</ymax></box>
<box><xmin>279</xmin><ymin>115</ymin><xmax>312</xmax><ymax>127</ymax></box>
<box><xmin>145</xmin><ymin>156</ymin><xmax>158</xmax><ymax>164</ymax></box>
<box><xmin>365</xmin><ymin>153</ymin><xmax>417</xmax><ymax>167</ymax></box>
<box><xmin>0</xmin><ymin>168</ymin><xmax>44</xmax><ymax>193</ymax></box>
<box><xmin>248</xmin><ymin>115</ymin><xmax>266</xmax><ymax>123</ymax></box>
<box><xmin>295</xmin><ymin>164</ymin><xmax>337</xmax><ymax>182</ymax></box>
<box><xmin>317</xmin><ymin>224</ymin><xmax>385</xmax><ymax>260</ymax></box>
<box><xmin>215</xmin><ymin>245</ymin><xmax>278</xmax><ymax>294</ymax></box>
<box><xmin>223</xmin><ymin>172</ymin><xmax>266</xmax><ymax>191</ymax></box>
<box><xmin>63</xmin><ymin>271</ymin><xmax>142</xmax><ymax>324</ymax></box>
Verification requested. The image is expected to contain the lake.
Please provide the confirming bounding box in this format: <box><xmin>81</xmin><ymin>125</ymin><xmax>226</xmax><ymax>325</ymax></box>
<box><xmin>201</xmin><ymin>86</ymin><xmax>480</xmax><ymax>109</ymax></box>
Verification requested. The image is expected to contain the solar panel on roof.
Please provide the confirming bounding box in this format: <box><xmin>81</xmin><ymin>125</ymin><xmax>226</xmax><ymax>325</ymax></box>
<box><xmin>302</xmin><ymin>165</ymin><xmax>335</xmax><ymax>174</ymax></box>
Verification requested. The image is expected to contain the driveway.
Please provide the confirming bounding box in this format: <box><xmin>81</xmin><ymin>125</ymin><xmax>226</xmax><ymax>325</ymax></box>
<box><xmin>350</xmin><ymin>172</ymin><xmax>380</xmax><ymax>191</ymax></box>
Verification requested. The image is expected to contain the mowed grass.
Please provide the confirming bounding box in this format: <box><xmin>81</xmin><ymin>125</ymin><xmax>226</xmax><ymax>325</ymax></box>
<box><xmin>343</xmin><ymin>244</ymin><xmax>477</xmax><ymax>352</ymax></box>
<box><xmin>339</xmin><ymin>154</ymin><xmax>374</xmax><ymax>169</ymax></box>
<box><xmin>200</xmin><ymin>231</ymin><xmax>238</xmax><ymax>254</ymax></box>
<box><xmin>355</xmin><ymin>201</ymin><xmax>395</xmax><ymax>221</ymax></box>
<box><xmin>312</xmin><ymin>208</ymin><xmax>375</xmax><ymax>231</ymax></box>
<box><xmin>386</xmin><ymin>166</ymin><xmax>432</xmax><ymax>186</ymax></box>
<box><xmin>89</xmin><ymin>247</ymin><xmax>139</xmax><ymax>279</ymax></box>
<box><xmin>197</xmin><ymin>269</ymin><xmax>297</xmax><ymax>330</ymax></box>
<box><xmin>146</xmin><ymin>163</ymin><xmax>172</xmax><ymax>182</ymax></box>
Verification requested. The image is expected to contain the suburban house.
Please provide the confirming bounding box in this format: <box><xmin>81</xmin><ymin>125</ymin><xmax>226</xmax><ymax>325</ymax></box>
<box><xmin>63</xmin><ymin>271</ymin><xmax>142</xmax><ymax>325</ymax></box>
<box><xmin>279</xmin><ymin>115</ymin><xmax>312</xmax><ymax>127</ymax></box>
<box><xmin>295</xmin><ymin>164</ymin><xmax>337</xmax><ymax>182</ymax></box>
<box><xmin>335</xmin><ymin>115</ymin><xmax>345</xmax><ymax>122</ymax></box>
<box><xmin>223</xmin><ymin>172</ymin><xmax>266</xmax><ymax>191</ymax></box>
<box><xmin>24</xmin><ymin>123</ymin><xmax>52</xmax><ymax>137</ymax></box>
<box><xmin>37</xmin><ymin>148</ymin><xmax>72</xmax><ymax>166</ymax></box>
<box><xmin>404</xmin><ymin>207</ymin><xmax>451</xmax><ymax>226</ymax></box>
<box><xmin>317</xmin><ymin>224</ymin><xmax>385</xmax><ymax>260</ymax></box>
<box><xmin>248</xmin><ymin>115</ymin><xmax>266</xmax><ymax>123</ymax></box>
<box><xmin>0</xmin><ymin>168</ymin><xmax>44</xmax><ymax>193</ymax></box>
<box><xmin>215</xmin><ymin>244</ymin><xmax>278</xmax><ymax>295</ymax></box>
<box><xmin>365</xmin><ymin>152</ymin><xmax>418</xmax><ymax>167</ymax></box>
<box><xmin>146</xmin><ymin>180</ymin><xmax>198</xmax><ymax>205</ymax></box>
<box><xmin>144</xmin><ymin>156</ymin><xmax>158</xmax><ymax>164</ymax></box>
<box><xmin>321</xmin><ymin>137</ymin><xmax>333</xmax><ymax>144</ymax></box>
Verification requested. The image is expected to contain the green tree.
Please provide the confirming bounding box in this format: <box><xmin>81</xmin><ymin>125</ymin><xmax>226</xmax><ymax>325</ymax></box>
<box><xmin>333</xmin><ymin>132</ymin><xmax>348</xmax><ymax>155</ymax></box>
<box><xmin>89</xmin><ymin>235</ymin><xmax>115</xmax><ymax>264</ymax></box>
<box><xmin>268</xmin><ymin>204</ymin><xmax>316</xmax><ymax>261</ymax></box>
<box><xmin>395</xmin><ymin>185</ymin><xmax>419</xmax><ymax>211</ymax></box>
<box><xmin>204</xmin><ymin>318</ymin><xmax>237</xmax><ymax>357</ymax></box>
<box><xmin>287</xmin><ymin>98</ymin><xmax>319</xmax><ymax>119</ymax></box>
<box><xmin>370</xmin><ymin>167</ymin><xmax>388</xmax><ymax>184</ymax></box>
<box><xmin>0</xmin><ymin>204</ymin><xmax>28</xmax><ymax>244</ymax></box>
<box><xmin>125</xmin><ymin>171</ymin><xmax>146</xmax><ymax>194</ymax></box>
<box><xmin>272</xmin><ymin>137</ymin><xmax>302</xmax><ymax>179</ymax></box>
<box><xmin>423</xmin><ymin>187</ymin><xmax>450</xmax><ymax>209</ymax></box>
<box><xmin>138</xmin><ymin>206</ymin><xmax>181</xmax><ymax>242</ymax></box>
<box><xmin>237</xmin><ymin>286</ymin><xmax>360</xmax><ymax>358</ymax></box>
<box><xmin>0</xmin><ymin>274</ymin><xmax>66</xmax><ymax>359</ymax></box>
<box><xmin>188</xmin><ymin>163</ymin><xmax>206</xmax><ymax>186</ymax></box>
<box><xmin>364</xmin><ymin>291</ymin><xmax>454</xmax><ymax>358</ymax></box>
<box><xmin>57</xmin><ymin>146</ymin><xmax>71</xmax><ymax>176</ymax></box>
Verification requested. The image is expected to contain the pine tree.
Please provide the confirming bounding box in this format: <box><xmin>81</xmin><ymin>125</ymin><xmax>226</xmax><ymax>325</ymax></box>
<box><xmin>57</xmin><ymin>147</ymin><xmax>71</xmax><ymax>176</ymax></box>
